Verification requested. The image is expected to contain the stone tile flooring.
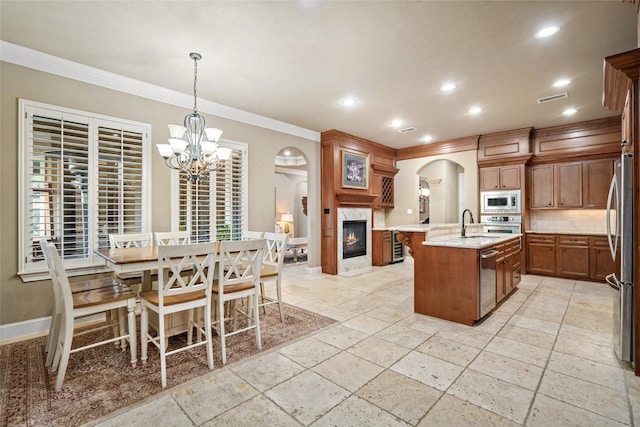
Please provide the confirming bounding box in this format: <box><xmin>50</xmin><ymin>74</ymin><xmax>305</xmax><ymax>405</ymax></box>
<box><xmin>93</xmin><ymin>260</ymin><xmax>639</xmax><ymax>426</ymax></box>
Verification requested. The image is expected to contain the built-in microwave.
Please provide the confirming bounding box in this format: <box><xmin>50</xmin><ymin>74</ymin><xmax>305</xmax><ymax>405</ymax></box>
<box><xmin>481</xmin><ymin>190</ymin><xmax>521</xmax><ymax>214</ymax></box>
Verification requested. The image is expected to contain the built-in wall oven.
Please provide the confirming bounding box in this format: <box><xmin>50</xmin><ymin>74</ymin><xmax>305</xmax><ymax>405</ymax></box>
<box><xmin>481</xmin><ymin>215</ymin><xmax>522</xmax><ymax>234</ymax></box>
<box><xmin>481</xmin><ymin>190</ymin><xmax>521</xmax><ymax>214</ymax></box>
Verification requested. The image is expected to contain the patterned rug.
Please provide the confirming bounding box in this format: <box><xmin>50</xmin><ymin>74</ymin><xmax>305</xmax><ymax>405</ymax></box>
<box><xmin>0</xmin><ymin>304</ymin><xmax>335</xmax><ymax>427</ymax></box>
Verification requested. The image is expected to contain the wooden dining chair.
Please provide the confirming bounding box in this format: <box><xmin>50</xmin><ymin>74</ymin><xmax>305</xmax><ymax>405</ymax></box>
<box><xmin>154</xmin><ymin>231</ymin><xmax>190</xmax><ymax>246</ymax></box>
<box><xmin>41</xmin><ymin>240</ymin><xmax>137</xmax><ymax>392</ymax></box>
<box><xmin>139</xmin><ymin>242</ymin><xmax>216</xmax><ymax>388</ymax></box>
<box><xmin>257</xmin><ymin>232</ymin><xmax>289</xmax><ymax>321</ymax></box>
<box><xmin>108</xmin><ymin>232</ymin><xmax>154</xmax><ymax>291</ymax></box>
<box><xmin>212</xmin><ymin>239</ymin><xmax>265</xmax><ymax>365</ymax></box>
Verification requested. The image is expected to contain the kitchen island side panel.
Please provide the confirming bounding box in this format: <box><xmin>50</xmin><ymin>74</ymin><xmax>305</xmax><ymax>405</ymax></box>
<box><xmin>414</xmin><ymin>245</ymin><xmax>480</xmax><ymax>326</ymax></box>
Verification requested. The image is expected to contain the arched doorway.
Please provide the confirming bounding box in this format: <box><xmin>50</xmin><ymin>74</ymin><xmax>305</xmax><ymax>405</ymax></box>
<box><xmin>274</xmin><ymin>147</ymin><xmax>308</xmax><ymax>246</ymax></box>
<box><xmin>417</xmin><ymin>159</ymin><xmax>465</xmax><ymax>224</ymax></box>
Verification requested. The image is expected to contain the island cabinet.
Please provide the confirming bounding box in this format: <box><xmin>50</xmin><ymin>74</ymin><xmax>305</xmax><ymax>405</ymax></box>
<box><xmin>526</xmin><ymin>233</ymin><xmax>616</xmax><ymax>281</ymax></box>
<box><xmin>414</xmin><ymin>245</ymin><xmax>480</xmax><ymax>326</ymax></box>
<box><xmin>372</xmin><ymin>230</ymin><xmax>392</xmax><ymax>266</ymax></box>
<box><xmin>479</xmin><ymin>165</ymin><xmax>522</xmax><ymax>191</ymax></box>
<box><xmin>496</xmin><ymin>237</ymin><xmax>522</xmax><ymax>304</ymax></box>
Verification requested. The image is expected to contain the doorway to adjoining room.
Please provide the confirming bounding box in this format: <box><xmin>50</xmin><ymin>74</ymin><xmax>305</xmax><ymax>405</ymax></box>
<box><xmin>275</xmin><ymin>147</ymin><xmax>308</xmax><ymax>264</ymax></box>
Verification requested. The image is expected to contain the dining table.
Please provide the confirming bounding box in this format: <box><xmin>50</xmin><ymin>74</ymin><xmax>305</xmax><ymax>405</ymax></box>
<box><xmin>94</xmin><ymin>246</ymin><xmax>160</xmax><ymax>291</ymax></box>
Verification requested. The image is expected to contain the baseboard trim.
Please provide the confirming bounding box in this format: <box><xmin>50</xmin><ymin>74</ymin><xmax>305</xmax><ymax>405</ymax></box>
<box><xmin>0</xmin><ymin>314</ymin><xmax>105</xmax><ymax>345</ymax></box>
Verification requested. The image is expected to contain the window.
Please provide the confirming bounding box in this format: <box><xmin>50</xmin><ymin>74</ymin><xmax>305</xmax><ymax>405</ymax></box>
<box><xmin>175</xmin><ymin>140</ymin><xmax>248</xmax><ymax>242</ymax></box>
<box><xmin>19</xmin><ymin>100</ymin><xmax>151</xmax><ymax>279</ymax></box>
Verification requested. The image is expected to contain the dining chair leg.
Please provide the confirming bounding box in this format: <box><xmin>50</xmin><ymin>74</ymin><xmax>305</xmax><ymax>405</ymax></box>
<box><xmin>219</xmin><ymin>298</ymin><xmax>227</xmax><ymax>365</ymax></box>
<box><xmin>117</xmin><ymin>308</ymin><xmax>127</xmax><ymax>350</ymax></box>
<box><xmin>276</xmin><ymin>278</ymin><xmax>284</xmax><ymax>322</ymax></box>
<box><xmin>158</xmin><ymin>311</ymin><xmax>167</xmax><ymax>389</ymax></box>
<box><xmin>54</xmin><ymin>318</ymin><xmax>74</xmax><ymax>392</ymax></box>
<box><xmin>259</xmin><ymin>282</ymin><xmax>267</xmax><ymax>316</ymax></box>
<box><xmin>204</xmin><ymin>303</ymin><xmax>214</xmax><ymax>370</ymax></box>
<box><xmin>187</xmin><ymin>309</ymin><xmax>194</xmax><ymax>345</ymax></box>
<box><xmin>140</xmin><ymin>305</ymin><xmax>148</xmax><ymax>365</ymax></box>
<box><xmin>253</xmin><ymin>292</ymin><xmax>262</xmax><ymax>351</ymax></box>
<box><xmin>127</xmin><ymin>300</ymin><xmax>137</xmax><ymax>367</ymax></box>
<box><xmin>45</xmin><ymin>312</ymin><xmax>61</xmax><ymax>368</ymax></box>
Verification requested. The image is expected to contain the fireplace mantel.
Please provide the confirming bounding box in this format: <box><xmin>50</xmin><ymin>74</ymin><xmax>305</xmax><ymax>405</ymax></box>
<box><xmin>335</xmin><ymin>192</ymin><xmax>378</xmax><ymax>206</ymax></box>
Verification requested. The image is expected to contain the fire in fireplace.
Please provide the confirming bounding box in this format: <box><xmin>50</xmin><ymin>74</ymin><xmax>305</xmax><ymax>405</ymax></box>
<box><xmin>343</xmin><ymin>220</ymin><xmax>367</xmax><ymax>259</ymax></box>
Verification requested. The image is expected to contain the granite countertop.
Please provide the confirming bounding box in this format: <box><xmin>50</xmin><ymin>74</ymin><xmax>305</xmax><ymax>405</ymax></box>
<box><xmin>423</xmin><ymin>233</ymin><xmax>523</xmax><ymax>249</ymax></box>
<box><xmin>526</xmin><ymin>230</ymin><xmax>607</xmax><ymax>236</ymax></box>
<box><xmin>388</xmin><ymin>223</ymin><xmax>463</xmax><ymax>232</ymax></box>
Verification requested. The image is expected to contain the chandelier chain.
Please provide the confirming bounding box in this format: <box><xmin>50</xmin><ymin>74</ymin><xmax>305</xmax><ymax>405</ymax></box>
<box><xmin>192</xmin><ymin>55</ymin><xmax>198</xmax><ymax>113</ymax></box>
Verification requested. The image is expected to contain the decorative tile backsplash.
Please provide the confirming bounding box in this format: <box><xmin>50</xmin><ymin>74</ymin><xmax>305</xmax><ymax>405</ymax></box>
<box><xmin>529</xmin><ymin>210</ymin><xmax>609</xmax><ymax>234</ymax></box>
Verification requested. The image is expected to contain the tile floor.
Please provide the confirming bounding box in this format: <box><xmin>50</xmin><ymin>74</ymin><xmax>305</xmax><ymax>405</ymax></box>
<box><xmin>93</xmin><ymin>259</ymin><xmax>640</xmax><ymax>426</ymax></box>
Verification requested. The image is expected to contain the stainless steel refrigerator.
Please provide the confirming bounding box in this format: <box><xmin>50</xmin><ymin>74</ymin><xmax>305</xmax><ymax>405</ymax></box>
<box><xmin>606</xmin><ymin>153</ymin><xmax>634</xmax><ymax>363</ymax></box>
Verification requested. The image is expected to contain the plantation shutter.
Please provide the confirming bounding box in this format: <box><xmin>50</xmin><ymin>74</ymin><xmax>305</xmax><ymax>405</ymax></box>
<box><xmin>177</xmin><ymin>142</ymin><xmax>247</xmax><ymax>242</ymax></box>
<box><xmin>96</xmin><ymin>124</ymin><xmax>145</xmax><ymax>248</ymax></box>
<box><xmin>27</xmin><ymin>112</ymin><xmax>90</xmax><ymax>264</ymax></box>
<box><xmin>178</xmin><ymin>172</ymin><xmax>213</xmax><ymax>243</ymax></box>
<box><xmin>20</xmin><ymin>100</ymin><xmax>150</xmax><ymax>278</ymax></box>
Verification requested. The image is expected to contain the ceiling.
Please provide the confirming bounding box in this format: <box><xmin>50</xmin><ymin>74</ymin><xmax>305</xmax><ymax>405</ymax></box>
<box><xmin>1</xmin><ymin>1</ymin><xmax>637</xmax><ymax>150</ymax></box>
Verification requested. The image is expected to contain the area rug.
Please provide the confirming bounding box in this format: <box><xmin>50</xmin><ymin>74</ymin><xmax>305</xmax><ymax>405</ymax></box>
<box><xmin>0</xmin><ymin>303</ymin><xmax>335</xmax><ymax>427</ymax></box>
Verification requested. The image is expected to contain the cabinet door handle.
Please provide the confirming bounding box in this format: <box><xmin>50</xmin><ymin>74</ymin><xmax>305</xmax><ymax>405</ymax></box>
<box><xmin>548</xmin><ymin>202</ymin><xmax>552</xmax><ymax>206</ymax></box>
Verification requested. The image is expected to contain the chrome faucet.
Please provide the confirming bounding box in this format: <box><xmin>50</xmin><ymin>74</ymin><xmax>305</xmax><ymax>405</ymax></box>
<box><xmin>461</xmin><ymin>209</ymin><xmax>475</xmax><ymax>237</ymax></box>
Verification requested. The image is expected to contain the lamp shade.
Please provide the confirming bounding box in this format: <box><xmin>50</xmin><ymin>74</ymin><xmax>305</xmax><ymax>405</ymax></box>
<box><xmin>280</xmin><ymin>212</ymin><xmax>294</xmax><ymax>223</ymax></box>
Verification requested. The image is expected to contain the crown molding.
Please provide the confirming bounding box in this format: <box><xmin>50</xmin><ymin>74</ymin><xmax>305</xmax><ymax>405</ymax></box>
<box><xmin>1</xmin><ymin>41</ymin><xmax>320</xmax><ymax>142</ymax></box>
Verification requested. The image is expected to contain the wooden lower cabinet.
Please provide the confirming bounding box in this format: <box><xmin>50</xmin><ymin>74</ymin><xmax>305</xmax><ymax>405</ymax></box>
<box><xmin>527</xmin><ymin>233</ymin><xmax>614</xmax><ymax>281</ymax></box>
<box><xmin>590</xmin><ymin>236</ymin><xmax>618</xmax><ymax>281</ymax></box>
<box><xmin>557</xmin><ymin>235</ymin><xmax>590</xmax><ymax>279</ymax></box>
<box><xmin>527</xmin><ymin>234</ymin><xmax>556</xmax><ymax>275</ymax></box>
<box><xmin>372</xmin><ymin>230</ymin><xmax>392</xmax><ymax>266</ymax></box>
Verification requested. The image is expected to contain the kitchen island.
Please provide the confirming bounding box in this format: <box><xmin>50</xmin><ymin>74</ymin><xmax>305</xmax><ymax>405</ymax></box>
<box><xmin>401</xmin><ymin>230</ymin><xmax>522</xmax><ymax>326</ymax></box>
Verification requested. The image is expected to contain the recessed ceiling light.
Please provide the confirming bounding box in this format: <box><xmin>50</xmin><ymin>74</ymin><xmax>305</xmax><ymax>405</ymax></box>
<box><xmin>468</xmin><ymin>106</ymin><xmax>482</xmax><ymax>115</ymax></box>
<box><xmin>283</xmin><ymin>149</ymin><xmax>291</xmax><ymax>156</ymax></box>
<box><xmin>563</xmin><ymin>108</ymin><xmax>577</xmax><ymax>116</ymax></box>
<box><xmin>553</xmin><ymin>78</ymin><xmax>571</xmax><ymax>88</ymax></box>
<box><xmin>391</xmin><ymin>119</ymin><xmax>403</xmax><ymax>128</ymax></box>
<box><xmin>422</xmin><ymin>135</ymin><xmax>434</xmax><ymax>143</ymax></box>
<box><xmin>441</xmin><ymin>82</ymin><xmax>457</xmax><ymax>92</ymax></box>
<box><xmin>535</xmin><ymin>26</ymin><xmax>559</xmax><ymax>39</ymax></box>
<box><xmin>342</xmin><ymin>97</ymin><xmax>358</xmax><ymax>106</ymax></box>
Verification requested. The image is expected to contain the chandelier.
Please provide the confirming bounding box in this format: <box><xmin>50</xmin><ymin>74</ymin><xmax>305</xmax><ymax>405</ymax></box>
<box><xmin>156</xmin><ymin>52</ymin><xmax>232</xmax><ymax>182</ymax></box>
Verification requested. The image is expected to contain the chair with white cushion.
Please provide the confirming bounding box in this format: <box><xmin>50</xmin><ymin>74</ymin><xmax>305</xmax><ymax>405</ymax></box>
<box><xmin>257</xmin><ymin>232</ymin><xmax>289</xmax><ymax>322</ymax></box>
<box><xmin>154</xmin><ymin>231</ymin><xmax>190</xmax><ymax>246</ymax></box>
<box><xmin>212</xmin><ymin>239</ymin><xmax>265</xmax><ymax>364</ymax></box>
<box><xmin>41</xmin><ymin>240</ymin><xmax>137</xmax><ymax>392</ymax></box>
<box><xmin>140</xmin><ymin>242</ymin><xmax>216</xmax><ymax>388</ymax></box>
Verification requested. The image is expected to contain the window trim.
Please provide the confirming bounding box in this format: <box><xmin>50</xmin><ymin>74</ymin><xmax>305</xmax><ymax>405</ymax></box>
<box><xmin>18</xmin><ymin>99</ymin><xmax>152</xmax><ymax>282</ymax></box>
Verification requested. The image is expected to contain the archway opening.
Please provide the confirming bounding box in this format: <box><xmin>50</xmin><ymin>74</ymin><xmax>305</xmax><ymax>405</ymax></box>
<box><xmin>417</xmin><ymin>159</ymin><xmax>465</xmax><ymax>224</ymax></box>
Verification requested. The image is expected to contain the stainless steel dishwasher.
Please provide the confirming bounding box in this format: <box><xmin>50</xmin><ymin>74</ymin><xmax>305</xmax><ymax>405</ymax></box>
<box><xmin>479</xmin><ymin>248</ymin><xmax>499</xmax><ymax>317</ymax></box>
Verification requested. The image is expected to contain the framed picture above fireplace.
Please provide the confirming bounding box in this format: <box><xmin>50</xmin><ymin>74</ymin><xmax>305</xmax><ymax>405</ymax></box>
<box><xmin>342</xmin><ymin>151</ymin><xmax>369</xmax><ymax>189</ymax></box>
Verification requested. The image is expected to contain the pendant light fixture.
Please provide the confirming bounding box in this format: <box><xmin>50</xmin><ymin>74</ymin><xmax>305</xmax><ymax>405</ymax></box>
<box><xmin>156</xmin><ymin>52</ymin><xmax>232</xmax><ymax>181</ymax></box>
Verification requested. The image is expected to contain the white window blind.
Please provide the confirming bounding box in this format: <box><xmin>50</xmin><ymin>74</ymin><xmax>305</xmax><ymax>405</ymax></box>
<box><xmin>177</xmin><ymin>141</ymin><xmax>248</xmax><ymax>242</ymax></box>
<box><xmin>19</xmin><ymin>100</ymin><xmax>150</xmax><ymax>278</ymax></box>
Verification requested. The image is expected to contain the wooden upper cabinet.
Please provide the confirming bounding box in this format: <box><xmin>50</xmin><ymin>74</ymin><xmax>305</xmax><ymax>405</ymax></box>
<box><xmin>556</xmin><ymin>162</ymin><xmax>583</xmax><ymax>208</ymax></box>
<box><xmin>530</xmin><ymin>164</ymin><xmax>554</xmax><ymax>208</ymax></box>
<box><xmin>530</xmin><ymin>160</ymin><xmax>613</xmax><ymax>209</ymax></box>
<box><xmin>583</xmin><ymin>159</ymin><xmax>614</xmax><ymax>208</ymax></box>
<box><xmin>480</xmin><ymin>165</ymin><xmax>521</xmax><ymax>191</ymax></box>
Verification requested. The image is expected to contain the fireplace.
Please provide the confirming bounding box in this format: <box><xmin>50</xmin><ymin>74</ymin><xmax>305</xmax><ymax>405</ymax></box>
<box><xmin>343</xmin><ymin>220</ymin><xmax>367</xmax><ymax>259</ymax></box>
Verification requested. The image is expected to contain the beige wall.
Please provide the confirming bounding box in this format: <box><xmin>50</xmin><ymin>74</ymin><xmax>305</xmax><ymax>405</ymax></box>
<box><xmin>0</xmin><ymin>61</ymin><xmax>320</xmax><ymax>326</ymax></box>
<box><xmin>386</xmin><ymin>150</ymin><xmax>479</xmax><ymax>226</ymax></box>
